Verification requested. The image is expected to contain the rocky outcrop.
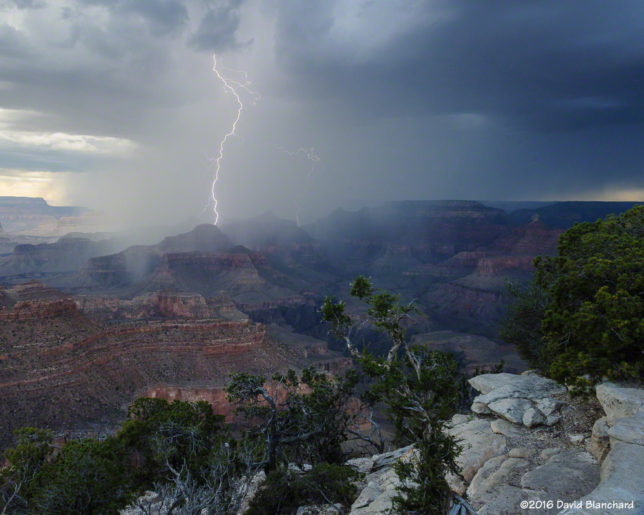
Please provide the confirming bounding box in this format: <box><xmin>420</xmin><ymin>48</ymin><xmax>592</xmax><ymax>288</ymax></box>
<box><xmin>0</xmin><ymin>196</ymin><xmax>87</xmax><ymax>234</ymax></box>
<box><xmin>0</xmin><ymin>297</ymin><xmax>78</xmax><ymax>321</ymax></box>
<box><xmin>346</xmin><ymin>445</ymin><xmax>416</xmax><ymax>514</ymax></box>
<box><xmin>0</xmin><ymin>281</ymin><xmax>79</xmax><ymax>320</ymax></box>
<box><xmin>0</xmin><ymin>236</ymin><xmax>115</xmax><ymax>282</ymax></box>
<box><xmin>76</xmin><ymin>292</ymin><xmax>249</xmax><ymax>322</ymax></box>
<box><xmin>470</xmin><ymin>372</ymin><xmax>567</xmax><ymax>427</ymax></box>
<box><xmin>560</xmin><ymin>383</ymin><xmax>644</xmax><ymax>514</ymax></box>
<box><xmin>341</xmin><ymin>374</ymin><xmax>643</xmax><ymax>515</ymax></box>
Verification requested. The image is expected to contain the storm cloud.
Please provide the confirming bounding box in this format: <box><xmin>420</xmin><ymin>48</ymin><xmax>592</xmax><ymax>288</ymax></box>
<box><xmin>0</xmin><ymin>0</ymin><xmax>642</xmax><ymax>228</ymax></box>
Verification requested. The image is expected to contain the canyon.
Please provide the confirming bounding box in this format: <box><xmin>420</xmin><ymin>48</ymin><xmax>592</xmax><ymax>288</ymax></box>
<box><xmin>0</xmin><ymin>282</ymin><xmax>347</xmax><ymax>449</ymax></box>
<box><xmin>0</xmin><ymin>199</ymin><xmax>639</xmax><ymax>451</ymax></box>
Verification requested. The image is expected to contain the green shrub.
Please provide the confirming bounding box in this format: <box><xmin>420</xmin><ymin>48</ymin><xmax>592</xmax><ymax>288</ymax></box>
<box><xmin>245</xmin><ymin>463</ymin><xmax>360</xmax><ymax>515</ymax></box>
<box><xmin>504</xmin><ymin>205</ymin><xmax>644</xmax><ymax>389</ymax></box>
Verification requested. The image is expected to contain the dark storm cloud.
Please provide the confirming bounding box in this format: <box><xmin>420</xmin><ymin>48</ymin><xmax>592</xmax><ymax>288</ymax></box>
<box><xmin>189</xmin><ymin>0</ymin><xmax>246</xmax><ymax>51</ymax></box>
<box><xmin>0</xmin><ymin>0</ymin><xmax>244</xmax><ymax>137</ymax></box>
<box><xmin>1</xmin><ymin>0</ymin><xmax>642</xmax><ymax>225</ymax></box>
<box><xmin>79</xmin><ymin>0</ymin><xmax>189</xmax><ymax>36</ymax></box>
<box><xmin>5</xmin><ymin>0</ymin><xmax>46</xmax><ymax>9</ymax></box>
<box><xmin>273</xmin><ymin>0</ymin><xmax>644</xmax><ymax>132</ymax></box>
<box><xmin>0</xmin><ymin>23</ymin><xmax>35</xmax><ymax>57</ymax></box>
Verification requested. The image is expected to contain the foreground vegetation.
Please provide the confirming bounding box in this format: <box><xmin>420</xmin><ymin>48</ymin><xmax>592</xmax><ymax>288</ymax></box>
<box><xmin>1</xmin><ymin>276</ymin><xmax>475</xmax><ymax>514</ymax></box>
<box><xmin>503</xmin><ymin>205</ymin><xmax>643</xmax><ymax>390</ymax></box>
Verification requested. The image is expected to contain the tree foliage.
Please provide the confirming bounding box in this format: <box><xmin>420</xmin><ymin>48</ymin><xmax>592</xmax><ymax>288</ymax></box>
<box><xmin>504</xmin><ymin>205</ymin><xmax>644</xmax><ymax>389</ymax></box>
<box><xmin>245</xmin><ymin>463</ymin><xmax>359</xmax><ymax>515</ymax></box>
<box><xmin>0</xmin><ymin>400</ymin><xmax>241</xmax><ymax>514</ymax></box>
<box><xmin>322</xmin><ymin>276</ymin><xmax>467</xmax><ymax>513</ymax></box>
<box><xmin>226</xmin><ymin>367</ymin><xmax>358</xmax><ymax>473</ymax></box>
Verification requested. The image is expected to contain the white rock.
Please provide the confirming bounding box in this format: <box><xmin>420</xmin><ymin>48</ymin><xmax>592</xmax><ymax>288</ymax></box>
<box><xmin>560</xmin><ymin>441</ymin><xmax>644</xmax><ymax>514</ymax></box>
<box><xmin>521</xmin><ymin>449</ymin><xmax>599</xmax><ymax>501</ymax></box>
<box><xmin>540</xmin><ymin>447</ymin><xmax>561</xmax><ymax>460</ymax></box>
<box><xmin>346</xmin><ymin>456</ymin><xmax>374</xmax><ymax>475</ymax></box>
<box><xmin>595</xmin><ymin>383</ymin><xmax>644</xmax><ymax>425</ymax></box>
<box><xmin>469</xmin><ymin>373</ymin><xmax>566</xmax><ymax>396</ymax></box>
<box><xmin>371</xmin><ymin>444</ymin><xmax>415</xmax><ymax>470</ymax></box>
<box><xmin>349</xmin><ymin>467</ymin><xmax>402</xmax><ymax>515</ymax></box>
<box><xmin>469</xmin><ymin>373</ymin><xmax>566</xmax><ymax>428</ymax></box>
<box><xmin>536</xmin><ymin>397</ymin><xmax>563</xmax><ymax>416</ymax></box>
<box><xmin>471</xmin><ymin>401</ymin><xmax>491</xmax><ymax>414</ymax></box>
<box><xmin>607</xmin><ymin>411</ymin><xmax>644</xmax><ymax>446</ymax></box>
<box><xmin>508</xmin><ymin>447</ymin><xmax>534</xmax><ymax>459</ymax></box>
<box><xmin>545</xmin><ymin>413</ymin><xmax>562</xmax><ymax>426</ymax></box>
<box><xmin>448</xmin><ymin>417</ymin><xmax>507</xmax><ymax>482</ymax></box>
<box><xmin>592</xmin><ymin>417</ymin><xmax>610</xmax><ymax>439</ymax></box>
<box><xmin>587</xmin><ymin>416</ymin><xmax>611</xmax><ymax>461</ymax></box>
<box><xmin>476</xmin><ymin>485</ymin><xmax>531</xmax><ymax>515</ymax></box>
<box><xmin>490</xmin><ymin>419</ymin><xmax>526</xmax><ymax>438</ymax></box>
<box><xmin>523</xmin><ymin>407</ymin><xmax>546</xmax><ymax>427</ymax></box>
<box><xmin>467</xmin><ymin>456</ymin><xmax>529</xmax><ymax>500</ymax></box>
<box><xmin>569</xmin><ymin>433</ymin><xmax>585</xmax><ymax>444</ymax></box>
<box><xmin>488</xmin><ymin>398</ymin><xmax>533</xmax><ymax>425</ymax></box>
<box><xmin>296</xmin><ymin>505</ymin><xmax>342</xmax><ymax>515</ymax></box>
<box><xmin>449</xmin><ymin>413</ymin><xmax>471</xmax><ymax>426</ymax></box>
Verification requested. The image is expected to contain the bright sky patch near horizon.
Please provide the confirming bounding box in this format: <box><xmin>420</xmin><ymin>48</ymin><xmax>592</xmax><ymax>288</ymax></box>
<box><xmin>1</xmin><ymin>0</ymin><xmax>643</xmax><ymax>228</ymax></box>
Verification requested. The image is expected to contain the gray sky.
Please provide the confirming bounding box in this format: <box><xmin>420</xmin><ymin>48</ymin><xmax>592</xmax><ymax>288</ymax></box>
<box><xmin>1</xmin><ymin>0</ymin><xmax>643</xmax><ymax>228</ymax></box>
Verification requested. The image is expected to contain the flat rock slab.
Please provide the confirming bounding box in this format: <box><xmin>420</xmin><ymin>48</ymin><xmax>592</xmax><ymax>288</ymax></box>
<box><xmin>469</xmin><ymin>373</ymin><xmax>566</xmax><ymax>396</ymax></box>
<box><xmin>560</xmin><ymin>441</ymin><xmax>644</xmax><ymax>515</ymax></box>
<box><xmin>521</xmin><ymin>449</ymin><xmax>599</xmax><ymax>501</ymax></box>
<box><xmin>476</xmin><ymin>484</ymin><xmax>531</xmax><ymax>515</ymax></box>
<box><xmin>448</xmin><ymin>416</ymin><xmax>507</xmax><ymax>482</ymax></box>
<box><xmin>608</xmin><ymin>411</ymin><xmax>644</xmax><ymax>446</ymax></box>
<box><xmin>467</xmin><ymin>455</ymin><xmax>529</xmax><ymax>499</ymax></box>
<box><xmin>595</xmin><ymin>383</ymin><xmax>644</xmax><ymax>425</ymax></box>
<box><xmin>490</xmin><ymin>418</ymin><xmax>528</xmax><ymax>438</ymax></box>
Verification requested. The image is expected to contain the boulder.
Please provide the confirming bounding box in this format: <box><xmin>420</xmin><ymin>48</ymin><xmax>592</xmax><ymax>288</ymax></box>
<box><xmin>469</xmin><ymin>373</ymin><xmax>566</xmax><ymax>428</ymax></box>
<box><xmin>568</xmin><ymin>434</ymin><xmax>585</xmax><ymax>445</ymax></box>
<box><xmin>487</xmin><ymin>398</ymin><xmax>533</xmax><ymax>425</ymax></box>
<box><xmin>475</xmin><ymin>485</ymin><xmax>532</xmax><ymax>515</ymax></box>
<box><xmin>346</xmin><ymin>445</ymin><xmax>415</xmax><ymax>475</ymax></box>
<box><xmin>523</xmin><ymin>407</ymin><xmax>545</xmax><ymax>427</ymax></box>
<box><xmin>595</xmin><ymin>383</ymin><xmax>644</xmax><ymax>425</ymax></box>
<box><xmin>469</xmin><ymin>373</ymin><xmax>565</xmax><ymax>397</ymax></box>
<box><xmin>508</xmin><ymin>447</ymin><xmax>534</xmax><ymax>459</ymax></box>
<box><xmin>467</xmin><ymin>455</ymin><xmax>529</xmax><ymax>499</ymax></box>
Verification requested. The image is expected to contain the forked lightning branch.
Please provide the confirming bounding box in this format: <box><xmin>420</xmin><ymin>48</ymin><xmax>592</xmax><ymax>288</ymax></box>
<box><xmin>209</xmin><ymin>54</ymin><xmax>258</xmax><ymax>225</ymax></box>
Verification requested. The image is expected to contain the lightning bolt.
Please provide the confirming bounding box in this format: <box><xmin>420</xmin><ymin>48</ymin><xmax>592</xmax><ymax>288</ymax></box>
<box><xmin>210</xmin><ymin>54</ymin><xmax>258</xmax><ymax>225</ymax></box>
